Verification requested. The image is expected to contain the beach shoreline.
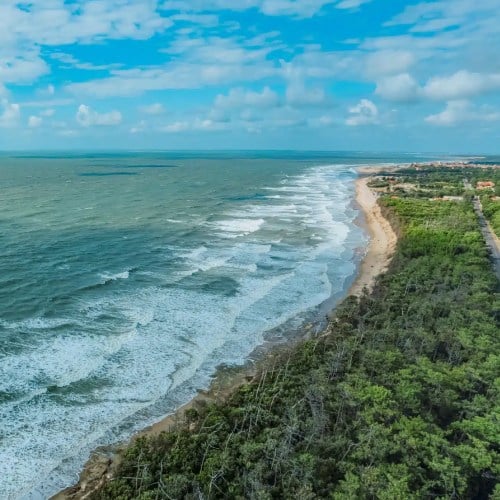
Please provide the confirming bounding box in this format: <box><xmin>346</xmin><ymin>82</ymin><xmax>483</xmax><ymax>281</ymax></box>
<box><xmin>348</xmin><ymin>173</ymin><xmax>397</xmax><ymax>296</ymax></box>
<box><xmin>52</xmin><ymin>167</ymin><xmax>397</xmax><ymax>500</ymax></box>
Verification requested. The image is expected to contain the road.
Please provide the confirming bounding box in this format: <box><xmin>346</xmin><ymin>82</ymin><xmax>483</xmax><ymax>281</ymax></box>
<box><xmin>464</xmin><ymin>178</ymin><xmax>500</xmax><ymax>280</ymax></box>
<box><xmin>472</xmin><ymin>196</ymin><xmax>500</xmax><ymax>282</ymax></box>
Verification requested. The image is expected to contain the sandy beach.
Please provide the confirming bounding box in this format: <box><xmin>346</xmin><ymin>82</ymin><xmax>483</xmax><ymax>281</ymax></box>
<box><xmin>348</xmin><ymin>175</ymin><xmax>397</xmax><ymax>296</ymax></box>
<box><xmin>53</xmin><ymin>169</ymin><xmax>398</xmax><ymax>500</ymax></box>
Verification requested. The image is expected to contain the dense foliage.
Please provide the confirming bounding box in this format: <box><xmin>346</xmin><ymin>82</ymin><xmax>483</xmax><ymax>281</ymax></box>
<box><xmin>481</xmin><ymin>195</ymin><xmax>500</xmax><ymax>238</ymax></box>
<box><xmin>92</xmin><ymin>180</ymin><xmax>499</xmax><ymax>499</ymax></box>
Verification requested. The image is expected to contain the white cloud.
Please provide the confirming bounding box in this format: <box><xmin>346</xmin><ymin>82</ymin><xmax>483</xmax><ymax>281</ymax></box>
<box><xmin>0</xmin><ymin>0</ymin><xmax>173</xmax><ymax>93</ymax></box>
<box><xmin>346</xmin><ymin>99</ymin><xmax>378</xmax><ymax>126</ymax></box>
<box><xmin>160</xmin><ymin>118</ymin><xmax>225</xmax><ymax>133</ymax></box>
<box><xmin>425</xmin><ymin>100</ymin><xmax>500</xmax><ymax>126</ymax></box>
<box><xmin>130</xmin><ymin>120</ymin><xmax>147</xmax><ymax>133</ymax></box>
<box><xmin>214</xmin><ymin>87</ymin><xmax>279</xmax><ymax>109</ymax></box>
<box><xmin>281</xmin><ymin>47</ymin><xmax>361</xmax><ymax>83</ymax></box>
<box><xmin>0</xmin><ymin>54</ymin><xmax>49</xmax><ymax>84</ymax></box>
<box><xmin>336</xmin><ymin>0</ymin><xmax>373</xmax><ymax>9</ymax></box>
<box><xmin>422</xmin><ymin>70</ymin><xmax>500</xmax><ymax>100</ymax></box>
<box><xmin>210</xmin><ymin>89</ymin><xmax>262</xmax><ymax>124</ymax></box>
<box><xmin>164</xmin><ymin>0</ymin><xmax>337</xmax><ymax>18</ymax></box>
<box><xmin>76</xmin><ymin>104</ymin><xmax>122</xmax><ymax>127</ymax></box>
<box><xmin>260</xmin><ymin>0</ymin><xmax>335</xmax><ymax>17</ymax></box>
<box><xmin>0</xmin><ymin>99</ymin><xmax>20</xmax><ymax>128</ymax></box>
<box><xmin>20</xmin><ymin>98</ymin><xmax>74</xmax><ymax>108</ymax></box>
<box><xmin>66</xmin><ymin>36</ymin><xmax>278</xmax><ymax>97</ymax></box>
<box><xmin>49</xmin><ymin>52</ymin><xmax>122</xmax><ymax>71</ymax></box>
<box><xmin>139</xmin><ymin>103</ymin><xmax>166</xmax><ymax>115</ymax></box>
<box><xmin>161</xmin><ymin>121</ymin><xmax>190</xmax><ymax>133</ymax></box>
<box><xmin>40</xmin><ymin>108</ymin><xmax>55</xmax><ymax>117</ymax></box>
<box><xmin>58</xmin><ymin>129</ymin><xmax>79</xmax><ymax>137</ymax></box>
<box><xmin>386</xmin><ymin>0</ymin><xmax>499</xmax><ymax>33</ymax></box>
<box><xmin>308</xmin><ymin>114</ymin><xmax>335</xmax><ymax>127</ymax></box>
<box><xmin>376</xmin><ymin>73</ymin><xmax>420</xmax><ymax>102</ymax></box>
<box><xmin>0</xmin><ymin>1</ymin><xmax>172</xmax><ymax>49</ymax></box>
<box><xmin>28</xmin><ymin>115</ymin><xmax>42</xmax><ymax>128</ymax></box>
<box><xmin>365</xmin><ymin>50</ymin><xmax>415</xmax><ymax>77</ymax></box>
<box><xmin>286</xmin><ymin>81</ymin><xmax>327</xmax><ymax>106</ymax></box>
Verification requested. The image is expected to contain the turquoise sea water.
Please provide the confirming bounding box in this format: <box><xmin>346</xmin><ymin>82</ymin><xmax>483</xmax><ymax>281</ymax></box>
<box><xmin>0</xmin><ymin>151</ymin><xmax>458</xmax><ymax>498</ymax></box>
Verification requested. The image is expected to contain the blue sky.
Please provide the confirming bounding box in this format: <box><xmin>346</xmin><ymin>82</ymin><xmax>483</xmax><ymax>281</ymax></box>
<box><xmin>1</xmin><ymin>0</ymin><xmax>499</xmax><ymax>152</ymax></box>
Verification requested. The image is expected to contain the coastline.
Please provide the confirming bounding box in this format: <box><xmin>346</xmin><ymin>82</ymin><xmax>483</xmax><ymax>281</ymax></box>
<box><xmin>348</xmin><ymin>174</ymin><xmax>397</xmax><ymax>296</ymax></box>
<box><xmin>52</xmin><ymin>167</ymin><xmax>397</xmax><ymax>500</ymax></box>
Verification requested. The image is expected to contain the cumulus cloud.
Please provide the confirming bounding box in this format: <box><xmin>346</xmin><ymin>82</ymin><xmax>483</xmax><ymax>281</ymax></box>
<box><xmin>161</xmin><ymin>121</ymin><xmax>190</xmax><ymax>133</ymax></box>
<box><xmin>346</xmin><ymin>99</ymin><xmax>378</xmax><ymax>126</ymax></box>
<box><xmin>0</xmin><ymin>99</ymin><xmax>20</xmax><ymax>128</ymax></box>
<box><xmin>214</xmin><ymin>87</ymin><xmax>279</xmax><ymax>109</ymax></box>
<box><xmin>66</xmin><ymin>36</ymin><xmax>278</xmax><ymax>97</ymax></box>
<box><xmin>365</xmin><ymin>50</ymin><xmax>415</xmax><ymax>77</ymax></box>
<box><xmin>308</xmin><ymin>114</ymin><xmax>335</xmax><ymax>127</ymax></box>
<box><xmin>0</xmin><ymin>54</ymin><xmax>49</xmax><ymax>84</ymax></box>
<box><xmin>130</xmin><ymin>120</ymin><xmax>147</xmax><ymax>134</ymax></box>
<box><xmin>28</xmin><ymin>115</ymin><xmax>42</xmax><ymax>128</ymax></box>
<box><xmin>40</xmin><ymin>108</ymin><xmax>55</xmax><ymax>117</ymax></box>
<box><xmin>139</xmin><ymin>103</ymin><xmax>166</xmax><ymax>115</ymax></box>
<box><xmin>376</xmin><ymin>73</ymin><xmax>420</xmax><ymax>102</ymax></box>
<box><xmin>160</xmin><ymin>118</ymin><xmax>225</xmax><ymax>133</ymax></box>
<box><xmin>422</xmin><ymin>70</ymin><xmax>500</xmax><ymax>100</ymax></box>
<box><xmin>208</xmin><ymin>86</ymin><xmax>282</xmax><ymax>125</ymax></box>
<box><xmin>286</xmin><ymin>81</ymin><xmax>327</xmax><ymax>106</ymax></box>
<box><xmin>425</xmin><ymin>100</ymin><xmax>500</xmax><ymax>126</ymax></box>
<box><xmin>76</xmin><ymin>104</ymin><xmax>122</xmax><ymax>127</ymax></box>
<box><xmin>1</xmin><ymin>0</ymin><xmax>498</xmax><ymax>147</ymax></box>
<box><xmin>0</xmin><ymin>1</ymin><xmax>172</xmax><ymax>49</ymax></box>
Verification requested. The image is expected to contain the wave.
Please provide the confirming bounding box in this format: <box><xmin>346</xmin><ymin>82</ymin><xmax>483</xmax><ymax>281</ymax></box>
<box><xmin>0</xmin><ymin>316</ymin><xmax>80</xmax><ymax>331</ymax></box>
<box><xmin>0</xmin><ymin>162</ymin><xmax>365</xmax><ymax>499</ymax></box>
<box><xmin>212</xmin><ymin>218</ymin><xmax>265</xmax><ymax>238</ymax></box>
<box><xmin>99</xmin><ymin>270</ymin><xmax>131</xmax><ymax>283</ymax></box>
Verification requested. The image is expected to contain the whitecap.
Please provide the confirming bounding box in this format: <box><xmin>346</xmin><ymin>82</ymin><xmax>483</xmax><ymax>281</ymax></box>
<box><xmin>212</xmin><ymin>218</ymin><xmax>265</xmax><ymax>236</ymax></box>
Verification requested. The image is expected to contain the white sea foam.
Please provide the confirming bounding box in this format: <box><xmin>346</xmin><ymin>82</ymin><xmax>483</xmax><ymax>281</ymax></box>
<box><xmin>177</xmin><ymin>242</ymin><xmax>271</xmax><ymax>277</ymax></box>
<box><xmin>213</xmin><ymin>218</ymin><xmax>265</xmax><ymax>236</ymax></box>
<box><xmin>0</xmin><ymin>317</ymin><xmax>78</xmax><ymax>331</ymax></box>
<box><xmin>99</xmin><ymin>270</ymin><xmax>130</xmax><ymax>282</ymax></box>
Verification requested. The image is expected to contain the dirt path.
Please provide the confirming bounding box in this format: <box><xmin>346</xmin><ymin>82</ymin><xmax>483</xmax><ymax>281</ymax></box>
<box><xmin>473</xmin><ymin>196</ymin><xmax>500</xmax><ymax>282</ymax></box>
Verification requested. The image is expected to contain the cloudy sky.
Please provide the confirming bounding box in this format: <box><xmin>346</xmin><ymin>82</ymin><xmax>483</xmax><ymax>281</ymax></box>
<box><xmin>1</xmin><ymin>0</ymin><xmax>499</xmax><ymax>152</ymax></box>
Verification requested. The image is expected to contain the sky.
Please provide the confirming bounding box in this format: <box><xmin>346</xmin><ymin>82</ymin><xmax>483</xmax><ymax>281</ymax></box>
<box><xmin>0</xmin><ymin>0</ymin><xmax>499</xmax><ymax>153</ymax></box>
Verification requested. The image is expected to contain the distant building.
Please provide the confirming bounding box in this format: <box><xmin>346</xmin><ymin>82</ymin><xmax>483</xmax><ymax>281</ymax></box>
<box><xmin>477</xmin><ymin>181</ymin><xmax>495</xmax><ymax>190</ymax></box>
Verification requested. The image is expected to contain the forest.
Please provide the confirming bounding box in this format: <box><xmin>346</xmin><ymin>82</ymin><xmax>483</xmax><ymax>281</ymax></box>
<box><xmin>91</xmin><ymin>168</ymin><xmax>499</xmax><ymax>499</ymax></box>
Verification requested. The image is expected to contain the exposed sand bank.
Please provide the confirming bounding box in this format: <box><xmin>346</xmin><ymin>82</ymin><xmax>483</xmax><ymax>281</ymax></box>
<box><xmin>53</xmin><ymin>168</ymin><xmax>398</xmax><ymax>500</ymax></box>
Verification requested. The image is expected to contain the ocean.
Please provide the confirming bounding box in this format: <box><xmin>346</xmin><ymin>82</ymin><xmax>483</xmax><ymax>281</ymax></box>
<box><xmin>0</xmin><ymin>151</ymin><xmax>453</xmax><ymax>498</ymax></box>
